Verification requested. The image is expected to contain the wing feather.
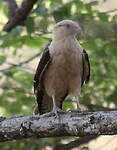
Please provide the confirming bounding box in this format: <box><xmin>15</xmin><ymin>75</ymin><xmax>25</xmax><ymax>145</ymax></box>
<box><xmin>81</xmin><ymin>49</ymin><xmax>90</xmax><ymax>86</ymax></box>
<box><xmin>33</xmin><ymin>44</ymin><xmax>67</xmax><ymax>114</ymax></box>
<box><xmin>33</xmin><ymin>47</ymin><xmax>51</xmax><ymax>94</ymax></box>
<box><xmin>33</xmin><ymin>44</ymin><xmax>51</xmax><ymax>114</ymax></box>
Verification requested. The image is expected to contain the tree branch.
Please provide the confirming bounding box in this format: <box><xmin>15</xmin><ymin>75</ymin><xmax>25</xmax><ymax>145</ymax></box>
<box><xmin>5</xmin><ymin>0</ymin><xmax>18</xmax><ymax>18</ymax></box>
<box><xmin>105</xmin><ymin>8</ymin><xmax>117</xmax><ymax>14</ymax></box>
<box><xmin>3</xmin><ymin>0</ymin><xmax>38</xmax><ymax>32</ymax></box>
<box><xmin>54</xmin><ymin>135</ymin><xmax>98</xmax><ymax>150</ymax></box>
<box><xmin>0</xmin><ymin>51</ymin><xmax>42</xmax><ymax>72</ymax></box>
<box><xmin>0</xmin><ymin>111</ymin><xmax>117</xmax><ymax>142</ymax></box>
<box><xmin>86</xmin><ymin>103</ymin><xmax>117</xmax><ymax>111</ymax></box>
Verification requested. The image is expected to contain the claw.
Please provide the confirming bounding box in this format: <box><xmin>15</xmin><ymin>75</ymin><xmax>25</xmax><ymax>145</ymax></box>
<box><xmin>51</xmin><ymin>105</ymin><xmax>63</xmax><ymax>119</ymax></box>
<box><xmin>51</xmin><ymin>95</ymin><xmax>63</xmax><ymax>120</ymax></box>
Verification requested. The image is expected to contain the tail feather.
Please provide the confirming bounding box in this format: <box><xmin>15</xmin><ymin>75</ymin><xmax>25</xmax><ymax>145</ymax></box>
<box><xmin>34</xmin><ymin>91</ymin><xmax>67</xmax><ymax>115</ymax></box>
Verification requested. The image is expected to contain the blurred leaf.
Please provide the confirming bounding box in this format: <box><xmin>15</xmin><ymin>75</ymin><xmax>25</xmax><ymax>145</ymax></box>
<box><xmin>25</xmin><ymin>17</ymin><xmax>35</xmax><ymax>34</ymax></box>
<box><xmin>3</xmin><ymin>70</ymin><xmax>13</xmax><ymax>77</ymax></box>
<box><xmin>53</xmin><ymin>3</ymin><xmax>72</xmax><ymax>21</ymax></box>
<box><xmin>98</xmin><ymin>12</ymin><xmax>109</xmax><ymax>22</ymax></box>
<box><xmin>35</xmin><ymin>4</ymin><xmax>49</xmax><ymax>17</ymax></box>
<box><xmin>0</xmin><ymin>55</ymin><xmax>6</xmax><ymax>65</ymax></box>
<box><xmin>88</xmin><ymin>1</ymin><xmax>98</xmax><ymax>6</ymax></box>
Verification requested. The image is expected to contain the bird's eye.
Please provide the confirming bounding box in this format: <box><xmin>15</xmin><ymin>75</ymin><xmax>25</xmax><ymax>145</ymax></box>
<box><xmin>66</xmin><ymin>24</ymin><xmax>70</xmax><ymax>28</ymax></box>
<box><xmin>58</xmin><ymin>24</ymin><xmax>63</xmax><ymax>27</ymax></box>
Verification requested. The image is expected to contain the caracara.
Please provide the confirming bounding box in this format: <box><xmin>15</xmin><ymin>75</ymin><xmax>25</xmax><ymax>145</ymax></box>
<box><xmin>33</xmin><ymin>20</ymin><xmax>90</xmax><ymax>116</ymax></box>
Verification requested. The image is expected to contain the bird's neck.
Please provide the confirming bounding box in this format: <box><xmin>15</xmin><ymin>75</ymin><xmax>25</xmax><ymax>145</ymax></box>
<box><xmin>49</xmin><ymin>36</ymin><xmax>82</xmax><ymax>55</ymax></box>
<box><xmin>52</xmin><ymin>33</ymin><xmax>74</xmax><ymax>40</ymax></box>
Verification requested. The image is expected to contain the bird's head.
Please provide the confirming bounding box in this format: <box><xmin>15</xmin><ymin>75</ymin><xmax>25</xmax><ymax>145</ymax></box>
<box><xmin>53</xmin><ymin>20</ymin><xmax>82</xmax><ymax>40</ymax></box>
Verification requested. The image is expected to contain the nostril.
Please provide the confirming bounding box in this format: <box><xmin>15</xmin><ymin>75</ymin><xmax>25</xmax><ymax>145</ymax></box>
<box><xmin>66</xmin><ymin>24</ymin><xmax>70</xmax><ymax>28</ymax></box>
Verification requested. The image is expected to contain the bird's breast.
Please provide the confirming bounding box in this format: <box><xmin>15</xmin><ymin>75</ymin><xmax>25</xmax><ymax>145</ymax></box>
<box><xmin>43</xmin><ymin>46</ymin><xmax>82</xmax><ymax>96</ymax></box>
<box><xmin>52</xmin><ymin>48</ymin><xmax>82</xmax><ymax>75</ymax></box>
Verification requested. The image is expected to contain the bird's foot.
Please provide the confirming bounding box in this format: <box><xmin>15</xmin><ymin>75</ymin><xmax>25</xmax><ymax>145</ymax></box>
<box><xmin>51</xmin><ymin>106</ymin><xmax>63</xmax><ymax>118</ymax></box>
<box><xmin>41</xmin><ymin>107</ymin><xmax>63</xmax><ymax>118</ymax></box>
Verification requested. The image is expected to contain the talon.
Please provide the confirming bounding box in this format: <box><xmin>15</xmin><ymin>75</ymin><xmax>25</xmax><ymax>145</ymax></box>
<box><xmin>51</xmin><ymin>106</ymin><xmax>63</xmax><ymax>118</ymax></box>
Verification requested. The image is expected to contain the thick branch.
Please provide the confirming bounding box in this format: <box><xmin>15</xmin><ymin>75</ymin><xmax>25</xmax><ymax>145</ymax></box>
<box><xmin>54</xmin><ymin>135</ymin><xmax>98</xmax><ymax>150</ymax></box>
<box><xmin>105</xmin><ymin>8</ymin><xmax>117</xmax><ymax>14</ymax></box>
<box><xmin>5</xmin><ymin>0</ymin><xmax>18</xmax><ymax>18</ymax></box>
<box><xmin>3</xmin><ymin>0</ymin><xmax>38</xmax><ymax>32</ymax></box>
<box><xmin>0</xmin><ymin>111</ymin><xmax>117</xmax><ymax>142</ymax></box>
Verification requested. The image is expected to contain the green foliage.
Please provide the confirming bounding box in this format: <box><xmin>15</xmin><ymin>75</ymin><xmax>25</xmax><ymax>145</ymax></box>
<box><xmin>0</xmin><ymin>0</ymin><xmax>117</xmax><ymax>149</ymax></box>
<box><xmin>0</xmin><ymin>55</ymin><xmax>6</xmax><ymax>65</ymax></box>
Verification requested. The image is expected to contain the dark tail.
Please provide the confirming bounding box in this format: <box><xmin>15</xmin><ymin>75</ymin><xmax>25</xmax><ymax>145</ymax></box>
<box><xmin>34</xmin><ymin>91</ymin><xmax>67</xmax><ymax>115</ymax></box>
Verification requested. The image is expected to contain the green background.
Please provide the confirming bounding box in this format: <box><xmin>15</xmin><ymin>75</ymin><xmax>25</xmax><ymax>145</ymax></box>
<box><xmin>0</xmin><ymin>0</ymin><xmax>117</xmax><ymax>149</ymax></box>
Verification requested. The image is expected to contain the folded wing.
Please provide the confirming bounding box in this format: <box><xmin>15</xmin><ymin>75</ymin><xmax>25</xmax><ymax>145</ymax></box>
<box><xmin>81</xmin><ymin>49</ymin><xmax>90</xmax><ymax>86</ymax></box>
<box><xmin>33</xmin><ymin>44</ymin><xmax>67</xmax><ymax>114</ymax></box>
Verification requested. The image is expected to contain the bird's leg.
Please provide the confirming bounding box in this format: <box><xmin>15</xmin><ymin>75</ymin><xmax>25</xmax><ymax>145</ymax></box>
<box><xmin>51</xmin><ymin>95</ymin><xmax>62</xmax><ymax>117</ymax></box>
<box><xmin>74</xmin><ymin>96</ymin><xmax>81</xmax><ymax>110</ymax></box>
<box><xmin>52</xmin><ymin>95</ymin><xmax>56</xmax><ymax>110</ymax></box>
<box><xmin>70</xmin><ymin>96</ymin><xmax>82</xmax><ymax>112</ymax></box>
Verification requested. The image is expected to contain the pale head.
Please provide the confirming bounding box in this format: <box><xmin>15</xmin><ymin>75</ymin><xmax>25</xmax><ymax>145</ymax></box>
<box><xmin>53</xmin><ymin>20</ymin><xmax>82</xmax><ymax>40</ymax></box>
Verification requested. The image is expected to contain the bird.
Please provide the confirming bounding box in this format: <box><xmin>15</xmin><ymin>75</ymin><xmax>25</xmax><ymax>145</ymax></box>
<box><xmin>33</xmin><ymin>20</ymin><xmax>90</xmax><ymax>116</ymax></box>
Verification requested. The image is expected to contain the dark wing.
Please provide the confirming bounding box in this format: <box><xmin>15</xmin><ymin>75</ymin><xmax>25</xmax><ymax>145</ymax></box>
<box><xmin>33</xmin><ymin>47</ymin><xmax>51</xmax><ymax>94</ymax></box>
<box><xmin>33</xmin><ymin>44</ymin><xmax>68</xmax><ymax>114</ymax></box>
<box><xmin>33</xmin><ymin>44</ymin><xmax>51</xmax><ymax>114</ymax></box>
<box><xmin>81</xmin><ymin>49</ymin><xmax>90</xmax><ymax>86</ymax></box>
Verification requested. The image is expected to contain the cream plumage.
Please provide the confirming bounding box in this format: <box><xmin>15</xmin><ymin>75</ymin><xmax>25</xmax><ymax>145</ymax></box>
<box><xmin>33</xmin><ymin>20</ymin><xmax>90</xmax><ymax>115</ymax></box>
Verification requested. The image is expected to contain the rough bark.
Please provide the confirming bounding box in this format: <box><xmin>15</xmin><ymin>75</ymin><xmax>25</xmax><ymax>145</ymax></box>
<box><xmin>0</xmin><ymin>111</ymin><xmax>117</xmax><ymax>142</ymax></box>
<box><xmin>3</xmin><ymin>0</ymin><xmax>38</xmax><ymax>32</ymax></box>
